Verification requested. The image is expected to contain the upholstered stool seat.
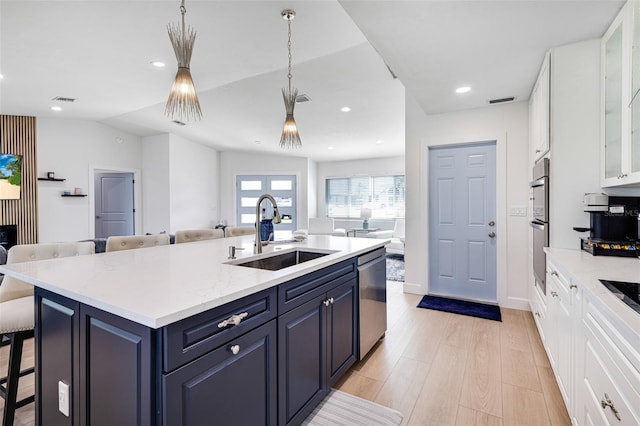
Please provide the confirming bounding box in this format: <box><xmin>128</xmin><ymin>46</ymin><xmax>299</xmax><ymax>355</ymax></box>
<box><xmin>175</xmin><ymin>229</ymin><xmax>223</xmax><ymax>244</ymax></box>
<box><xmin>106</xmin><ymin>234</ymin><xmax>170</xmax><ymax>252</ymax></box>
<box><xmin>0</xmin><ymin>297</ymin><xmax>34</xmax><ymax>334</ymax></box>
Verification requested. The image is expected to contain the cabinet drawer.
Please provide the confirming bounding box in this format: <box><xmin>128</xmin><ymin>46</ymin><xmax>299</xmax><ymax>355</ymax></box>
<box><xmin>279</xmin><ymin>258</ymin><xmax>356</xmax><ymax>313</ymax></box>
<box><xmin>582</xmin><ymin>323</ymin><xmax>640</xmax><ymax>425</ymax></box>
<box><xmin>163</xmin><ymin>287</ymin><xmax>277</xmax><ymax>372</ymax></box>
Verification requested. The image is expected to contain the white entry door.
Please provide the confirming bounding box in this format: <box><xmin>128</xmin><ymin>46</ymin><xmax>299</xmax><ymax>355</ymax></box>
<box><xmin>94</xmin><ymin>173</ymin><xmax>134</xmax><ymax>238</ymax></box>
<box><xmin>428</xmin><ymin>142</ymin><xmax>497</xmax><ymax>302</ymax></box>
<box><xmin>236</xmin><ymin>175</ymin><xmax>297</xmax><ymax>239</ymax></box>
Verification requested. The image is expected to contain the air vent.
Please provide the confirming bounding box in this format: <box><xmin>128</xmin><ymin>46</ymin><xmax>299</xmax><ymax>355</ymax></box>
<box><xmin>488</xmin><ymin>96</ymin><xmax>516</xmax><ymax>104</ymax></box>
<box><xmin>51</xmin><ymin>96</ymin><xmax>76</xmax><ymax>102</ymax></box>
<box><xmin>171</xmin><ymin>120</ymin><xmax>186</xmax><ymax>126</ymax></box>
<box><xmin>296</xmin><ymin>94</ymin><xmax>311</xmax><ymax>103</ymax></box>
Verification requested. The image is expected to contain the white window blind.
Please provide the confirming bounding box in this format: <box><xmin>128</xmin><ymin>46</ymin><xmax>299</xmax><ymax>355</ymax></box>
<box><xmin>326</xmin><ymin>175</ymin><xmax>405</xmax><ymax>219</ymax></box>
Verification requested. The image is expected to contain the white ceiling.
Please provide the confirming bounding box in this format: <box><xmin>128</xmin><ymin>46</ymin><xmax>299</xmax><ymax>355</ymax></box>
<box><xmin>0</xmin><ymin>1</ymin><xmax>625</xmax><ymax>162</ymax></box>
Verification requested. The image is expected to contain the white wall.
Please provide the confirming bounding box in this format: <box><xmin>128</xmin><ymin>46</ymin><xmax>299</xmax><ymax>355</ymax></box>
<box><xmin>218</xmin><ymin>151</ymin><xmax>310</xmax><ymax>229</ymax></box>
<box><xmin>316</xmin><ymin>156</ymin><xmax>405</xmax><ymax>231</ymax></box>
<box><xmin>169</xmin><ymin>134</ymin><xmax>219</xmax><ymax>232</ymax></box>
<box><xmin>142</xmin><ymin>134</ymin><xmax>170</xmax><ymax>234</ymax></box>
<box><xmin>37</xmin><ymin>118</ymin><xmax>142</xmax><ymax>242</ymax></box>
<box><xmin>405</xmin><ymin>98</ymin><xmax>530</xmax><ymax>310</ymax></box>
<box><xmin>549</xmin><ymin>40</ymin><xmax>604</xmax><ymax>248</ymax></box>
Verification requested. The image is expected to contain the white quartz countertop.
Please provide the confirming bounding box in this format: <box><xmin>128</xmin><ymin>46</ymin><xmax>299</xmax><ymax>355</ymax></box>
<box><xmin>544</xmin><ymin>248</ymin><xmax>640</xmax><ymax>340</ymax></box>
<box><xmin>0</xmin><ymin>235</ymin><xmax>387</xmax><ymax>328</ymax></box>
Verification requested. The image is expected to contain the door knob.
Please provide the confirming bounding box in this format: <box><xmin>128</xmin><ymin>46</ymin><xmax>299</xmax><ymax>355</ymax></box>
<box><xmin>488</xmin><ymin>221</ymin><xmax>495</xmax><ymax>226</ymax></box>
<box><xmin>488</xmin><ymin>232</ymin><xmax>496</xmax><ymax>238</ymax></box>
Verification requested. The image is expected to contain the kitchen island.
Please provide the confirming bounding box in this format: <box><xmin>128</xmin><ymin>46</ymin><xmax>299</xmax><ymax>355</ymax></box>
<box><xmin>0</xmin><ymin>235</ymin><xmax>388</xmax><ymax>426</ymax></box>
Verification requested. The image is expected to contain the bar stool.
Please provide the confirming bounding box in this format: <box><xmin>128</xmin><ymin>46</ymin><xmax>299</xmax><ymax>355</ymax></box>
<box><xmin>175</xmin><ymin>228</ymin><xmax>224</xmax><ymax>244</ymax></box>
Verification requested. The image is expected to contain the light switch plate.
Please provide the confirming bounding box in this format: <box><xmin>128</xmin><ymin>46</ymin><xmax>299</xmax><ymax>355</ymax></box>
<box><xmin>58</xmin><ymin>380</ymin><xmax>70</xmax><ymax>416</ymax></box>
<box><xmin>509</xmin><ymin>206</ymin><xmax>528</xmax><ymax>217</ymax></box>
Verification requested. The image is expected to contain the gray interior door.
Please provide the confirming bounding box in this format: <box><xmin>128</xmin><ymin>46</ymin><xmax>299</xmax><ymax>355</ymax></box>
<box><xmin>94</xmin><ymin>172</ymin><xmax>134</xmax><ymax>238</ymax></box>
<box><xmin>428</xmin><ymin>142</ymin><xmax>497</xmax><ymax>302</ymax></box>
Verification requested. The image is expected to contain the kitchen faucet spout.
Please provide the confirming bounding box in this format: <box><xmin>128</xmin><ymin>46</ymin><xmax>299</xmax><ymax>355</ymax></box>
<box><xmin>255</xmin><ymin>194</ymin><xmax>282</xmax><ymax>254</ymax></box>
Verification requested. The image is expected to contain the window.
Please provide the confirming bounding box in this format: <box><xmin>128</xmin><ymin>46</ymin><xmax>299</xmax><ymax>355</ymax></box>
<box><xmin>326</xmin><ymin>175</ymin><xmax>405</xmax><ymax>219</ymax></box>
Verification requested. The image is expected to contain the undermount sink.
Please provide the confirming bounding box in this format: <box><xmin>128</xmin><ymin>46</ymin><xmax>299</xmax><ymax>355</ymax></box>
<box><xmin>230</xmin><ymin>249</ymin><xmax>336</xmax><ymax>271</ymax></box>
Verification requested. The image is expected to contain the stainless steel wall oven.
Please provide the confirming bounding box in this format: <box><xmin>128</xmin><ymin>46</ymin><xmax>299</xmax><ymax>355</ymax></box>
<box><xmin>530</xmin><ymin>158</ymin><xmax>549</xmax><ymax>294</ymax></box>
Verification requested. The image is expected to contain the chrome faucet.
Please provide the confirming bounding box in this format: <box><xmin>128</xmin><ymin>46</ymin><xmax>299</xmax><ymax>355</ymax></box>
<box><xmin>255</xmin><ymin>194</ymin><xmax>282</xmax><ymax>254</ymax></box>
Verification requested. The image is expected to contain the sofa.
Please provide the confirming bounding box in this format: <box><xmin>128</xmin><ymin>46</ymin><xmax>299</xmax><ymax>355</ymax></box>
<box><xmin>366</xmin><ymin>219</ymin><xmax>405</xmax><ymax>255</ymax></box>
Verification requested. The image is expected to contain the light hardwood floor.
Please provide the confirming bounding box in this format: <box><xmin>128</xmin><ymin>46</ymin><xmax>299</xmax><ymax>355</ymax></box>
<box><xmin>336</xmin><ymin>282</ymin><xmax>571</xmax><ymax>426</ymax></box>
<box><xmin>2</xmin><ymin>282</ymin><xmax>569</xmax><ymax>425</ymax></box>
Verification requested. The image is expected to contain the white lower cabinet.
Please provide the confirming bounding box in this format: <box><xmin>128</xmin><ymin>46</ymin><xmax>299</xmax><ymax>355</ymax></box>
<box><xmin>545</xmin><ymin>260</ymin><xmax>578</xmax><ymax>419</ymax></box>
<box><xmin>531</xmin><ymin>254</ymin><xmax>640</xmax><ymax>426</ymax></box>
<box><xmin>579</xmin><ymin>294</ymin><xmax>640</xmax><ymax>426</ymax></box>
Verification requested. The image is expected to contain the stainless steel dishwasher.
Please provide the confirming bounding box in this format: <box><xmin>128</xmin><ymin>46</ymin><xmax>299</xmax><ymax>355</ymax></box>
<box><xmin>358</xmin><ymin>247</ymin><xmax>387</xmax><ymax>359</ymax></box>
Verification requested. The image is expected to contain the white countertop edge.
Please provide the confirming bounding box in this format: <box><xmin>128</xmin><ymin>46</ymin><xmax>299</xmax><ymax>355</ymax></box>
<box><xmin>544</xmin><ymin>248</ymin><xmax>640</xmax><ymax>347</ymax></box>
<box><xmin>0</xmin><ymin>238</ymin><xmax>389</xmax><ymax>329</ymax></box>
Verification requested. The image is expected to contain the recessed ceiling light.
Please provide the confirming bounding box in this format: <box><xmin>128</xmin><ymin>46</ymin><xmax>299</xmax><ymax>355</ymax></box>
<box><xmin>376</xmin><ymin>140</ymin><xmax>384</xmax><ymax>145</ymax></box>
<box><xmin>0</xmin><ymin>74</ymin><xmax>4</xmax><ymax>80</ymax></box>
<box><xmin>151</xmin><ymin>61</ymin><xmax>166</xmax><ymax>68</ymax></box>
<box><xmin>51</xmin><ymin>106</ymin><xmax>62</xmax><ymax>111</ymax></box>
<box><xmin>328</xmin><ymin>146</ymin><xmax>335</xmax><ymax>150</ymax></box>
<box><xmin>341</xmin><ymin>106</ymin><xmax>351</xmax><ymax>112</ymax></box>
<box><xmin>456</xmin><ymin>86</ymin><xmax>471</xmax><ymax>94</ymax></box>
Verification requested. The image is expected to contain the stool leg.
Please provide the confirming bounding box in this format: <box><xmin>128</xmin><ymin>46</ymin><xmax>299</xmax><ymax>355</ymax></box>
<box><xmin>2</xmin><ymin>332</ymin><xmax>24</xmax><ymax>426</ymax></box>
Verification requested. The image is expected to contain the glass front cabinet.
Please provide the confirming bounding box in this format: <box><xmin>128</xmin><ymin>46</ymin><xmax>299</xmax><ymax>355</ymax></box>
<box><xmin>602</xmin><ymin>1</ymin><xmax>640</xmax><ymax>187</ymax></box>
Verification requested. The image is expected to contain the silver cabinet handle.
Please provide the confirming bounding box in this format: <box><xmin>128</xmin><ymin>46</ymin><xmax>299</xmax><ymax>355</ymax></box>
<box><xmin>550</xmin><ymin>291</ymin><xmax>558</xmax><ymax>298</ymax></box>
<box><xmin>534</xmin><ymin>311</ymin><xmax>541</xmax><ymax>317</ymax></box>
<box><xmin>551</xmin><ymin>270</ymin><xmax>558</xmax><ymax>277</ymax></box>
<box><xmin>218</xmin><ymin>312</ymin><xmax>249</xmax><ymax>328</ymax></box>
<box><xmin>570</xmin><ymin>283</ymin><xmax>577</xmax><ymax>290</ymax></box>
<box><xmin>488</xmin><ymin>232</ymin><xmax>496</xmax><ymax>238</ymax></box>
<box><xmin>601</xmin><ymin>393</ymin><xmax>621</xmax><ymax>421</ymax></box>
<box><xmin>535</xmin><ymin>149</ymin><xmax>541</xmax><ymax>153</ymax></box>
<box><xmin>329</xmin><ymin>297</ymin><xmax>334</xmax><ymax>304</ymax></box>
<box><xmin>323</xmin><ymin>300</ymin><xmax>330</xmax><ymax>306</ymax></box>
<box><xmin>230</xmin><ymin>345</ymin><xmax>240</xmax><ymax>355</ymax></box>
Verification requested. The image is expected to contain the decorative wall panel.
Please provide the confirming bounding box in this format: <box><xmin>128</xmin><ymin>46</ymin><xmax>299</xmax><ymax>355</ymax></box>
<box><xmin>0</xmin><ymin>115</ymin><xmax>39</xmax><ymax>244</ymax></box>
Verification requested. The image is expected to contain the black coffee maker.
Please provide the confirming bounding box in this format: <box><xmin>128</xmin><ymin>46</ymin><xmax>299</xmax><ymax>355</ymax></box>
<box><xmin>577</xmin><ymin>195</ymin><xmax>640</xmax><ymax>256</ymax></box>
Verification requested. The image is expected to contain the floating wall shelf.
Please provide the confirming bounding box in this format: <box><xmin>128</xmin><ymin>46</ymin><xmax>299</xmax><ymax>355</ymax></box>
<box><xmin>38</xmin><ymin>177</ymin><xmax>66</xmax><ymax>182</ymax></box>
<box><xmin>61</xmin><ymin>194</ymin><xmax>87</xmax><ymax>198</ymax></box>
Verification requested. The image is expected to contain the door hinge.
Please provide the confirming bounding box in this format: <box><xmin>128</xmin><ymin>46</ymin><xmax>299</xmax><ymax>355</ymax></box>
<box><xmin>133</xmin><ymin>209</ymin><xmax>136</xmax><ymax>213</ymax></box>
<box><xmin>132</xmin><ymin>179</ymin><xmax>135</xmax><ymax>184</ymax></box>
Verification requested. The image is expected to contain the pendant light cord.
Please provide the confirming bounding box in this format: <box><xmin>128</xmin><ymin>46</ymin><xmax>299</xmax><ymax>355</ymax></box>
<box><xmin>180</xmin><ymin>0</ymin><xmax>186</xmax><ymax>43</ymax></box>
<box><xmin>287</xmin><ymin>17</ymin><xmax>292</xmax><ymax>93</ymax></box>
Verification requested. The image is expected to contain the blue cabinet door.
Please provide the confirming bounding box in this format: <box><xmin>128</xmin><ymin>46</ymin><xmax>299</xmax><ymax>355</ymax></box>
<box><xmin>327</xmin><ymin>279</ymin><xmax>357</xmax><ymax>386</ymax></box>
<box><xmin>278</xmin><ymin>294</ymin><xmax>328</xmax><ymax>425</ymax></box>
<box><xmin>163</xmin><ymin>320</ymin><xmax>277</xmax><ymax>426</ymax></box>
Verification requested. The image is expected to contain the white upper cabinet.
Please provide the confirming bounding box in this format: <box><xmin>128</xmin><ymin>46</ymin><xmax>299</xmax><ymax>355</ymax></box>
<box><xmin>529</xmin><ymin>51</ymin><xmax>550</xmax><ymax>166</ymax></box>
<box><xmin>602</xmin><ymin>1</ymin><xmax>640</xmax><ymax>187</ymax></box>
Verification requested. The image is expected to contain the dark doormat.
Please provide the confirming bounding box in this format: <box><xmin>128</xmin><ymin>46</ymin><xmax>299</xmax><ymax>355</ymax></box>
<box><xmin>417</xmin><ymin>295</ymin><xmax>502</xmax><ymax>321</ymax></box>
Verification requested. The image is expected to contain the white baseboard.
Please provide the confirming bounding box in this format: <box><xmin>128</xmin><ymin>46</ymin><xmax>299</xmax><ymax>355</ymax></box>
<box><xmin>402</xmin><ymin>282</ymin><xmax>423</xmax><ymax>295</ymax></box>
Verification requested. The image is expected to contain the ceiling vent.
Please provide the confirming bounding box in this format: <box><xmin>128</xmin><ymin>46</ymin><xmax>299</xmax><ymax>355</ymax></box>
<box><xmin>488</xmin><ymin>96</ymin><xmax>516</xmax><ymax>105</ymax></box>
<box><xmin>51</xmin><ymin>96</ymin><xmax>76</xmax><ymax>102</ymax></box>
<box><xmin>296</xmin><ymin>94</ymin><xmax>311</xmax><ymax>103</ymax></box>
<box><xmin>171</xmin><ymin>120</ymin><xmax>186</xmax><ymax>126</ymax></box>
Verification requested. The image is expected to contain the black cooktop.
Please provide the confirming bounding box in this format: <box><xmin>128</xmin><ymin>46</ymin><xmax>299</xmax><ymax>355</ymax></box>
<box><xmin>599</xmin><ymin>280</ymin><xmax>640</xmax><ymax>314</ymax></box>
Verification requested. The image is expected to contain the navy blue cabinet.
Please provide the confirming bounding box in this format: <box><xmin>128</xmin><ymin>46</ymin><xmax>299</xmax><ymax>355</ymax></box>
<box><xmin>35</xmin><ymin>289</ymin><xmax>158</xmax><ymax>426</ymax></box>
<box><xmin>278</xmin><ymin>259</ymin><xmax>358</xmax><ymax>425</ymax></box>
<box><xmin>35</xmin><ymin>257</ymin><xmax>361</xmax><ymax>426</ymax></box>
<box><xmin>163</xmin><ymin>320</ymin><xmax>277</xmax><ymax>426</ymax></box>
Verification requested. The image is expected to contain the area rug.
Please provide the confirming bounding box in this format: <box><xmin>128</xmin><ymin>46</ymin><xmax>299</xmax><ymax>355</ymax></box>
<box><xmin>386</xmin><ymin>254</ymin><xmax>404</xmax><ymax>282</ymax></box>
<box><xmin>302</xmin><ymin>389</ymin><xmax>403</xmax><ymax>426</ymax></box>
<box><xmin>417</xmin><ymin>295</ymin><xmax>502</xmax><ymax>321</ymax></box>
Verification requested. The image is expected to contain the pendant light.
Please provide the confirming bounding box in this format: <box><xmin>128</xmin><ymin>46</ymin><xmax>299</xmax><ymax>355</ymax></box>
<box><xmin>165</xmin><ymin>0</ymin><xmax>202</xmax><ymax>121</ymax></box>
<box><xmin>280</xmin><ymin>9</ymin><xmax>302</xmax><ymax>149</ymax></box>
